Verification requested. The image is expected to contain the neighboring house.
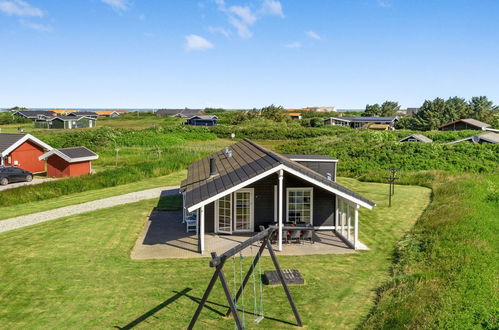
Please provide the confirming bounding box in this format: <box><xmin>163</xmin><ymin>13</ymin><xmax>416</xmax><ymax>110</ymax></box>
<box><xmin>288</xmin><ymin>112</ymin><xmax>303</xmax><ymax>120</ymax></box>
<box><xmin>156</xmin><ymin>109</ymin><xmax>205</xmax><ymax>118</ymax></box>
<box><xmin>180</xmin><ymin>139</ymin><xmax>375</xmax><ymax>254</ymax></box>
<box><xmin>406</xmin><ymin>108</ymin><xmax>420</xmax><ymax>116</ymax></box>
<box><xmin>185</xmin><ymin>115</ymin><xmax>218</xmax><ymax>126</ymax></box>
<box><xmin>50</xmin><ymin>109</ymin><xmax>77</xmax><ymax>116</ymax></box>
<box><xmin>0</xmin><ymin>133</ymin><xmax>52</xmax><ymax>173</ymax></box>
<box><xmin>39</xmin><ymin>147</ymin><xmax>98</xmax><ymax>178</ymax></box>
<box><xmin>324</xmin><ymin>116</ymin><xmax>398</xmax><ymax>129</ymax></box>
<box><xmin>13</xmin><ymin>110</ymin><xmax>55</xmax><ymax>120</ymax></box>
<box><xmin>399</xmin><ymin>134</ymin><xmax>433</xmax><ymax>143</ymax></box>
<box><xmin>35</xmin><ymin>116</ymin><xmax>96</xmax><ymax>129</ymax></box>
<box><xmin>68</xmin><ymin>111</ymin><xmax>99</xmax><ymax>119</ymax></box>
<box><xmin>94</xmin><ymin>110</ymin><xmax>121</xmax><ymax>117</ymax></box>
<box><xmin>447</xmin><ymin>131</ymin><xmax>499</xmax><ymax>145</ymax></box>
<box><xmin>439</xmin><ymin>118</ymin><xmax>491</xmax><ymax>131</ymax></box>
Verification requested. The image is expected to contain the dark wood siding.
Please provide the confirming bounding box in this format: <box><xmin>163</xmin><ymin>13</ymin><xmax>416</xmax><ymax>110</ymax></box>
<box><xmin>283</xmin><ymin>173</ymin><xmax>335</xmax><ymax>227</ymax></box>
<box><xmin>294</xmin><ymin>161</ymin><xmax>337</xmax><ymax>181</ymax></box>
<box><xmin>203</xmin><ymin>171</ymin><xmax>337</xmax><ymax>233</ymax></box>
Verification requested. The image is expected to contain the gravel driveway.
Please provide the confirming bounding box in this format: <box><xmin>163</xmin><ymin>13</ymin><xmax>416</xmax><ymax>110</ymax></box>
<box><xmin>0</xmin><ymin>178</ymin><xmax>57</xmax><ymax>191</ymax></box>
<box><xmin>0</xmin><ymin>186</ymin><xmax>179</xmax><ymax>233</ymax></box>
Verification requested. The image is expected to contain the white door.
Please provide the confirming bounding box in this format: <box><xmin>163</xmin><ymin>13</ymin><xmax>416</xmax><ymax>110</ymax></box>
<box><xmin>216</xmin><ymin>194</ymin><xmax>232</xmax><ymax>234</ymax></box>
<box><xmin>234</xmin><ymin>189</ymin><xmax>254</xmax><ymax>232</ymax></box>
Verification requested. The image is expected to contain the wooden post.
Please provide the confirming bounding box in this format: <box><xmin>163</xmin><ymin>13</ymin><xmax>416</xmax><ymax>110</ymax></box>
<box><xmin>278</xmin><ymin>169</ymin><xmax>284</xmax><ymax>251</ymax></box>
<box><xmin>200</xmin><ymin>206</ymin><xmax>205</xmax><ymax>254</ymax></box>
<box><xmin>354</xmin><ymin>205</ymin><xmax>359</xmax><ymax>250</ymax></box>
<box><xmin>347</xmin><ymin>203</ymin><xmax>351</xmax><ymax>241</ymax></box>
<box><xmin>334</xmin><ymin>195</ymin><xmax>338</xmax><ymax>231</ymax></box>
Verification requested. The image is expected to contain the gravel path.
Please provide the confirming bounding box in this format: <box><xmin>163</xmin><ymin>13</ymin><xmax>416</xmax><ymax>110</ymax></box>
<box><xmin>0</xmin><ymin>178</ymin><xmax>57</xmax><ymax>191</ymax></box>
<box><xmin>0</xmin><ymin>186</ymin><xmax>179</xmax><ymax>233</ymax></box>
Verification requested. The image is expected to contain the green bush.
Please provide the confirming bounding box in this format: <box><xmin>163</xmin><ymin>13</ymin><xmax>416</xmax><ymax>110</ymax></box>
<box><xmin>277</xmin><ymin>132</ymin><xmax>499</xmax><ymax>175</ymax></box>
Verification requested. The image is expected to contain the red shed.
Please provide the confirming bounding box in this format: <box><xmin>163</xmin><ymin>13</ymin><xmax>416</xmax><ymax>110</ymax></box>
<box><xmin>39</xmin><ymin>147</ymin><xmax>99</xmax><ymax>178</ymax></box>
<box><xmin>0</xmin><ymin>133</ymin><xmax>53</xmax><ymax>173</ymax></box>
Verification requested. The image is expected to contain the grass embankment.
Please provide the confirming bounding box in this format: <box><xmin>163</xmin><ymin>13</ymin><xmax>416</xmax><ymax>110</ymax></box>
<box><xmin>0</xmin><ymin>170</ymin><xmax>185</xmax><ymax>221</ymax></box>
<box><xmin>362</xmin><ymin>171</ymin><xmax>499</xmax><ymax>329</ymax></box>
<box><xmin>0</xmin><ymin>178</ymin><xmax>430</xmax><ymax>329</ymax></box>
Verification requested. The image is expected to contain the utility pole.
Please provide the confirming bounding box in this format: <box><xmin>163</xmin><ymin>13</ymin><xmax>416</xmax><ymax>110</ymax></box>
<box><xmin>386</xmin><ymin>168</ymin><xmax>400</xmax><ymax>207</ymax></box>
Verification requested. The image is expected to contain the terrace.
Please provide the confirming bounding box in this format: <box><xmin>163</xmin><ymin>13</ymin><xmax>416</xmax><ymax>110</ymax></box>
<box><xmin>131</xmin><ymin>210</ymin><xmax>354</xmax><ymax>259</ymax></box>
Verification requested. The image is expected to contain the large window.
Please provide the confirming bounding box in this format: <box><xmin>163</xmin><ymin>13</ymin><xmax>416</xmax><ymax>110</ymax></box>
<box><xmin>287</xmin><ymin>188</ymin><xmax>313</xmax><ymax>224</ymax></box>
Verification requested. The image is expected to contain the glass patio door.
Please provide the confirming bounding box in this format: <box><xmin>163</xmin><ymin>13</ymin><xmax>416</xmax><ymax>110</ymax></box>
<box><xmin>234</xmin><ymin>189</ymin><xmax>253</xmax><ymax>232</ymax></box>
<box><xmin>216</xmin><ymin>194</ymin><xmax>232</xmax><ymax>234</ymax></box>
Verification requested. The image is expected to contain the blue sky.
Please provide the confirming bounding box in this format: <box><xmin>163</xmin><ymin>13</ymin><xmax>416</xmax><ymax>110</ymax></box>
<box><xmin>1</xmin><ymin>0</ymin><xmax>498</xmax><ymax>109</ymax></box>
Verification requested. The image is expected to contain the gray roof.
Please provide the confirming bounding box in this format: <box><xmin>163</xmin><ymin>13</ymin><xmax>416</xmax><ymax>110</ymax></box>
<box><xmin>326</xmin><ymin>116</ymin><xmax>398</xmax><ymax>123</ymax></box>
<box><xmin>283</xmin><ymin>154</ymin><xmax>338</xmax><ymax>161</ymax></box>
<box><xmin>181</xmin><ymin>139</ymin><xmax>375</xmax><ymax>209</ymax></box>
<box><xmin>49</xmin><ymin>115</ymin><xmax>91</xmax><ymax>121</ymax></box>
<box><xmin>0</xmin><ymin>133</ymin><xmax>25</xmax><ymax>154</ymax></box>
<box><xmin>399</xmin><ymin>134</ymin><xmax>433</xmax><ymax>143</ymax></box>
<box><xmin>448</xmin><ymin>131</ymin><xmax>499</xmax><ymax>144</ymax></box>
<box><xmin>439</xmin><ymin>118</ymin><xmax>491</xmax><ymax>129</ymax></box>
<box><xmin>68</xmin><ymin>111</ymin><xmax>98</xmax><ymax>116</ymax></box>
<box><xmin>14</xmin><ymin>110</ymin><xmax>54</xmax><ymax>118</ymax></box>
<box><xmin>188</xmin><ymin>115</ymin><xmax>217</xmax><ymax>120</ymax></box>
<box><xmin>57</xmin><ymin>147</ymin><xmax>97</xmax><ymax>159</ymax></box>
<box><xmin>156</xmin><ymin>109</ymin><xmax>204</xmax><ymax>118</ymax></box>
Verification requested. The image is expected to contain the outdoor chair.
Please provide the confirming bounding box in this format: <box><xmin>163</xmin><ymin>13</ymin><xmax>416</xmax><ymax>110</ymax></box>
<box><xmin>302</xmin><ymin>229</ymin><xmax>314</xmax><ymax>244</ymax></box>
<box><xmin>287</xmin><ymin>229</ymin><xmax>302</xmax><ymax>244</ymax></box>
<box><xmin>185</xmin><ymin>215</ymin><xmax>197</xmax><ymax>233</ymax></box>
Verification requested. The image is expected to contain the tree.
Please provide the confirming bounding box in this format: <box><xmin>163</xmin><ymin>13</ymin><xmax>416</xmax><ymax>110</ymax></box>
<box><xmin>414</xmin><ymin>98</ymin><xmax>446</xmax><ymax>130</ymax></box>
<box><xmin>468</xmin><ymin>96</ymin><xmax>498</xmax><ymax>123</ymax></box>
<box><xmin>443</xmin><ymin>97</ymin><xmax>468</xmax><ymax>123</ymax></box>
<box><xmin>362</xmin><ymin>104</ymin><xmax>381</xmax><ymax>117</ymax></box>
<box><xmin>379</xmin><ymin>101</ymin><xmax>400</xmax><ymax>116</ymax></box>
<box><xmin>260</xmin><ymin>104</ymin><xmax>289</xmax><ymax>122</ymax></box>
<box><xmin>362</xmin><ymin>101</ymin><xmax>400</xmax><ymax>117</ymax></box>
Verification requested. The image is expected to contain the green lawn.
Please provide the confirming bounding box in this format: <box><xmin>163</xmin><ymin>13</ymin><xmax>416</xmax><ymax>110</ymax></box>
<box><xmin>0</xmin><ymin>170</ymin><xmax>186</xmax><ymax>221</ymax></box>
<box><xmin>0</xmin><ymin>178</ymin><xmax>430</xmax><ymax>329</ymax></box>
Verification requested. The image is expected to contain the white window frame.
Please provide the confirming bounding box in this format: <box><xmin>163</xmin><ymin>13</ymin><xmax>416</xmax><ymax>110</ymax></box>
<box><xmin>286</xmin><ymin>187</ymin><xmax>313</xmax><ymax>225</ymax></box>
<box><xmin>215</xmin><ymin>193</ymin><xmax>232</xmax><ymax>234</ymax></box>
<box><xmin>233</xmin><ymin>188</ymin><xmax>254</xmax><ymax>232</ymax></box>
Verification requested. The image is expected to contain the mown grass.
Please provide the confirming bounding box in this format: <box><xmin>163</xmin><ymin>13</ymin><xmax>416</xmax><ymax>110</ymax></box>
<box><xmin>361</xmin><ymin>171</ymin><xmax>499</xmax><ymax>329</ymax></box>
<box><xmin>0</xmin><ymin>170</ymin><xmax>185</xmax><ymax>221</ymax></box>
<box><xmin>0</xmin><ymin>178</ymin><xmax>430</xmax><ymax>329</ymax></box>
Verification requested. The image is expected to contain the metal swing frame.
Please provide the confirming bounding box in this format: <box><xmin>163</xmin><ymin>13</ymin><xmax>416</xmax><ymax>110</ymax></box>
<box><xmin>187</xmin><ymin>225</ymin><xmax>303</xmax><ymax>330</ymax></box>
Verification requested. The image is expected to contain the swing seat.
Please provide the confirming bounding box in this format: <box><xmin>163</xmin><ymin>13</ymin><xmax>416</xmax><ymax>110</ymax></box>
<box><xmin>254</xmin><ymin>315</ymin><xmax>265</xmax><ymax>324</ymax></box>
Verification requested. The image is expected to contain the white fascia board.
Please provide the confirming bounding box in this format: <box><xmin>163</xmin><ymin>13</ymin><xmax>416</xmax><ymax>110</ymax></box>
<box><xmin>187</xmin><ymin>163</ymin><xmax>374</xmax><ymax>212</ymax></box>
<box><xmin>186</xmin><ymin>165</ymin><xmax>284</xmax><ymax>212</ymax></box>
<box><xmin>1</xmin><ymin>134</ymin><xmax>53</xmax><ymax>157</ymax></box>
<box><xmin>281</xmin><ymin>165</ymin><xmax>374</xmax><ymax>209</ymax></box>
<box><xmin>39</xmin><ymin>150</ymin><xmax>98</xmax><ymax>163</ymax></box>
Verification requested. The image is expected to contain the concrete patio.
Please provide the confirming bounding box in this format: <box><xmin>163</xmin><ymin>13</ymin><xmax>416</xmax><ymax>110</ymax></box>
<box><xmin>131</xmin><ymin>210</ymin><xmax>355</xmax><ymax>259</ymax></box>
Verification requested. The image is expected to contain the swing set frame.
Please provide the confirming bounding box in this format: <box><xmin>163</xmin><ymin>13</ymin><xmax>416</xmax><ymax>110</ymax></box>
<box><xmin>187</xmin><ymin>225</ymin><xmax>303</xmax><ymax>330</ymax></box>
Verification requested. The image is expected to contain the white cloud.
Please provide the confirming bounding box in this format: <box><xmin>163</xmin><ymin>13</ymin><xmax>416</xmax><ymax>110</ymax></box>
<box><xmin>306</xmin><ymin>30</ymin><xmax>321</xmax><ymax>40</ymax></box>
<box><xmin>284</xmin><ymin>41</ymin><xmax>301</xmax><ymax>49</ymax></box>
<box><xmin>260</xmin><ymin>0</ymin><xmax>284</xmax><ymax>17</ymax></box>
<box><xmin>207</xmin><ymin>26</ymin><xmax>231</xmax><ymax>37</ymax></box>
<box><xmin>213</xmin><ymin>0</ymin><xmax>284</xmax><ymax>39</ymax></box>
<box><xmin>101</xmin><ymin>0</ymin><xmax>129</xmax><ymax>11</ymax></box>
<box><xmin>185</xmin><ymin>34</ymin><xmax>214</xmax><ymax>51</ymax></box>
<box><xmin>20</xmin><ymin>19</ymin><xmax>52</xmax><ymax>32</ymax></box>
<box><xmin>0</xmin><ymin>0</ymin><xmax>43</xmax><ymax>17</ymax></box>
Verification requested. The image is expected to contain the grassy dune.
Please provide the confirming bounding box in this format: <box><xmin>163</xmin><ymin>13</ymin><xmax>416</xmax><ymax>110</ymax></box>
<box><xmin>362</xmin><ymin>172</ymin><xmax>499</xmax><ymax>329</ymax></box>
